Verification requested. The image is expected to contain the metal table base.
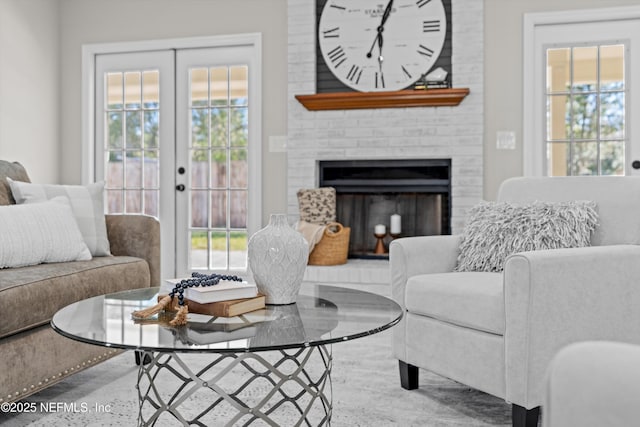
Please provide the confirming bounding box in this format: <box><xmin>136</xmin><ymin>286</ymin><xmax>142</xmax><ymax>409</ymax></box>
<box><xmin>136</xmin><ymin>345</ymin><xmax>332</xmax><ymax>426</ymax></box>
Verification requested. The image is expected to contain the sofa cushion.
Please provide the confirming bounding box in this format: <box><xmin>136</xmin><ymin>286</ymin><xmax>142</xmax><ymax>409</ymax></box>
<box><xmin>455</xmin><ymin>200</ymin><xmax>598</xmax><ymax>273</ymax></box>
<box><xmin>0</xmin><ymin>256</ymin><xmax>150</xmax><ymax>339</ymax></box>
<box><xmin>0</xmin><ymin>161</ymin><xmax>30</xmax><ymax>205</ymax></box>
<box><xmin>0</xmin><ymin>198</ymin><xmax>92</xmax><ymax>268</ymax></box>
<box><xmin>8</xmin><ymin>179</ymin><xmax>111</xmax><ymax>256</ymax></box>
<box><xmin>405</xmin><ymin>272</ymin><xmax>504</xmax><ymax>335</ymax></box>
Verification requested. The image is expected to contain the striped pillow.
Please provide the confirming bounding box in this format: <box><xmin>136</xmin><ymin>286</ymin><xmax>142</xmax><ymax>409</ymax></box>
<box><xmin>0</xmin><ymin>198</ymin><xmax>92</xmax><ymax>268</ymax></box>
<box><xmin>7</xmin><ymin>178</ymin><xmax>111</xmax><ymax>256</ymax></box>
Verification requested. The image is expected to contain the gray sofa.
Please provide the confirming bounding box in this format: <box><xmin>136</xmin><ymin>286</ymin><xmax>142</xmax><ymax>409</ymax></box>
<box><xmin>0</xmin><ymin>161</ymin><xmax>160</xmax><ymax>403</ymax></box>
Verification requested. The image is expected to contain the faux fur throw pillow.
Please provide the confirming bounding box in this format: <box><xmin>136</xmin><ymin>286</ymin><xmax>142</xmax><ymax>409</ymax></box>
<box><xmin>455</xmin><ymin>200</ymin><xmax>599</xmax><ymax>273</ymax></box>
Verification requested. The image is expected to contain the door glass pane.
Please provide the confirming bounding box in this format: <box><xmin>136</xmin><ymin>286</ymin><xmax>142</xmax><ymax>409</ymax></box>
<box><xmin>142</xmin><ymin>71</ymin><xmax>159</xmax><ymax>108</ymax></box>
<box><xmin>230</xmin><ymin>107</ymin><xmax>248</xmax><ymax>147</ymax></box>
<box><xmin>547</xmin><ymin>142</ymin><xmax>569</xmax><ymax>176</ymax></box>
<box><xmin>191</xmin><ymin>190</ymin><xmax>208</xmax><ymax>228</ymax></box>
<box><xmin>545</xmin><ymin>44</ymin><xmax>626</xmax><ymax>176</ymax></box>
<box><xmin>600</xmin><ymin>92</ymin><xmax>625</xmax><ymax>139</ymax></box>
<box><xmin>210</xmin><ymin>108</ymin><xmax>228</xmax><ymax>147</ymax></box>
<box><xmin>571</xmin><ymin>142</ymin><xmax>598</xmax><ymax>175</ymax></box>
<box><xmin>191</xmin><ymin>231</ymin><xmax>208</xmax><ymax>269</ymax></box>
<box><xmin>230</xmin><ymin>149</ymin><xmax>247</xmax><ymax>188</ymax></box>
<box><xmin>230</xmin><ymin>66</ymin><xmax>248</xmax><ymax>106</ymax></box>
<box><xmin>211</xmin><ymin>150</ymin><xmax>227</xmax><ymax>188</ymax></box>
<box><xmin>601</xmin><ymin>140</ymin><xmax>625</xmax><ymax>176</ymax></box>
<box><xmin>104</xmin><ymin>67</ymin><xmax>161</xmax><ymax>217</ymax></box>
<box><xmin>124</xmin><ymin>72</ymin><xmax>141</xmax><ymax>109</ymax></box>
<box><xmin>547</xmin><ymin>48</ymin><xmax>570</xmax><ymax>93</ymax></box>
<box><xmin>570</xmin><ymin>93</ymin><xmax>597</xmax><ymax>139</ymax></box>
<box><xmin>190</xmin><ymin>68</ymin><xmax>208</xmax><ymax>107</ymax></box>
<box><xmin>106</xmin><ymin>73</ymin><xmax>123</xmax><ymax>109</ymax></box>
<box><xmin>547</xmin><ymin>95</ymin><xmax>570</xmax><ymax>141</ymax></box>
<box><xmin>191</xmin><ymin>150</ymin><xmax>208</xmax><ymax>189</ymax></box>
<box><xmin>210</xmin><ymin>190</ymin><xmax>227</xmax><ymax>228</ymax></box>
<box><xmin>107</xmin><ymin>112</ymin><xmax>123</xmax><ymax>149</ymax></box>
<box><xmin>601</xmin><ymin>45</ymin><xmax>624</xmax><ymax>90</ymax></box>
<box><xmin>229</xmin><ymin>231</ymin><xmax>247</xmax><ymax>270</ymax></box>
<box><xmin>572</xmin><ymin>47</ymin><xmax>597</xmax><ymax>92</ymax></box>
<box><xmin>210</xmin><ymin>231</ymin><xmax>228</xmax><ymax>270</ymax></box>
<box><xmin>210</xmin><ymin>67</ymin><xmax>228</xmax><ymax>106</ymax></box>
<box><xmin>187</xmin><ymin>64</ymin><xmax>250</xmax><ymax>272</ymax></box>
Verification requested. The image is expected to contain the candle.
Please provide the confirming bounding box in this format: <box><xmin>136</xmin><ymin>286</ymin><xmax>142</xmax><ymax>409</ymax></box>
<box><xmin>390</xmin><ymin>214</ymin><xmax>401</xmax><ymax>234</ymax></box>
<box><xmin>374</xmin><ymin>224</ymin><xmax>386</xmax><ymax>235</ymax></box>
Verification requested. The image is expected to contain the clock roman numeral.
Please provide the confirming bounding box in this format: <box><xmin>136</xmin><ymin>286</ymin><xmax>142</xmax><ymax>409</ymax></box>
<box><xmin>346</xmin><ymin>65</ymin><xmax>363</xmax><ymax>84</ymax></box>
<box><xmin>418</xmin><ymin>44</ymin><xmax>434</xmax><ymax>57</ymax></box>
<box><xmin>375</xmin><ymin>72</ymin><xmax>385</xmax><ymax>89</ymax></box>
<box><xmin>323</xmin><ymin>27</ymin><xmax>340</xmax><ymax>38</ymax></box>
<box><xmin>327</xmin><ymin>46</ymin><xmax>347</xmax><ymax>68</ymax></box>
<box><xmin>416</xmin><ymin>0</ymin><xmax>432</xmax><ymax>8</ymax></box>
<box><xmin>402</xmin><ymin>66</ymin><xmax>412</xmax><ymax>79</ymax></box>
<box><xmin>423</xmin><ymin>20</ymin><xmax>441</xmax><ymax>32</ymax></box>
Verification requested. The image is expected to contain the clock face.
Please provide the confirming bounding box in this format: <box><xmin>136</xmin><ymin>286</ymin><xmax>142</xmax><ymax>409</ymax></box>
<box><xmin>318</xmin><ymin>0</ymin><xmax>447</xmax><ymax>92</ymax></box>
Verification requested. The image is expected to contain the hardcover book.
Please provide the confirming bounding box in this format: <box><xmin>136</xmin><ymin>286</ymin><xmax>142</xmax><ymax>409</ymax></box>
<box><xmin>159</xmin><ymin>294</ymin><xmax>266</xmax><ymax>318</ymax></box>
<box><xmin>165</xmin><ymin>279</ymin><xmax>258</xmax><ymax>304</ymax></box>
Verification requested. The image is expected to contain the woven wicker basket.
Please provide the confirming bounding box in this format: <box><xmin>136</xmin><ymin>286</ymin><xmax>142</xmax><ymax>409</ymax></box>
<box><xmin>308</xmin><ymin>222</ymin><xmax>351</xmax><ymax>266</ymax></box>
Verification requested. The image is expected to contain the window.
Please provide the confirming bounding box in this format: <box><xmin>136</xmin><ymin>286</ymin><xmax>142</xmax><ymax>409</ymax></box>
<box><xmin>545</xmin><ymin>44</ymin><xmax>625</xmax><ymax>176</ymax></box>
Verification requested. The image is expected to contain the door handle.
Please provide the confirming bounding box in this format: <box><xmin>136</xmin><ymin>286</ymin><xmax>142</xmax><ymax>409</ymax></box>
<box><xmin>176</xmin><ymin>184</ymin><xmax>185</xmax><ymax>192</ymax></box>
<box><xmin>633</xmin><ymin>160</ymin><xmax>640</xmax><ymax>170</ymax></box>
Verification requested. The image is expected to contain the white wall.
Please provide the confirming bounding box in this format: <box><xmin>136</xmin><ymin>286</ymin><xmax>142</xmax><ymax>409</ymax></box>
<box><xmin>0</xmin><ymin>0</ymin><xmax>60</xmax><ymax>183</ymax></box>
<box><xmin>58</xmin><ymin>0</ymin><xmax>288</xmax><ymax>225</ymax></box>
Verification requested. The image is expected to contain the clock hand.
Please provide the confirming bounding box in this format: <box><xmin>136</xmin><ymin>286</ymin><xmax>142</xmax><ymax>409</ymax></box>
<box><xmin>366</xmin><ymin>31</ymin><xmax>382</xmax><ymax>59</ymax></box>
<box><xmin>380</xmin><ymin>0</ymin><xmax>394</xmax><ymax>27</ymax></box>
<box><xmin>366</xmin><ymin>0</ymin><xmax>393</xmax><ymax>59</ymax></box>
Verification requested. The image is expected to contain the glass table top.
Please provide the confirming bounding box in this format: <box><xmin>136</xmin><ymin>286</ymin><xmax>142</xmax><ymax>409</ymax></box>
<box><xmin>51</xmin><ymin>284</ymin><xmax>402</xmax><ymax>353</ymax></box>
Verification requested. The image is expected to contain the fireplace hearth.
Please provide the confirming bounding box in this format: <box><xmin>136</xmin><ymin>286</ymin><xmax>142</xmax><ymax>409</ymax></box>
<box><xmin>318</xmin><ymin>159</ymin><xmax>451</xmax><ymax>258</ymax></box>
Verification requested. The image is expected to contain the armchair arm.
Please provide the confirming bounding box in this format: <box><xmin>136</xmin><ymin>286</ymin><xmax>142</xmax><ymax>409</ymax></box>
<box><xmin>389</xmin><ymin>235</ymin><xmax>461</xmax><ymax>361</ymax></box>
<box><xmin>503</xmin><ymin>245</ymin><xmax>640</xmax><ymax>408</ymax></box>
<box><xmin>389</xmin><ymin>235</ymin><xmax>461</xmax><ymax>308</ymax></box>
<box><xmin>106</xmin><ymin>214</ymin><xmax>161</xmax><ymax>286</ymax></box>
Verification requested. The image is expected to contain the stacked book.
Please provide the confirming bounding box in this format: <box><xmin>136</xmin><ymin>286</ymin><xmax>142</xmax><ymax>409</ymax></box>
<box><xmin>160</xmin><ymin>279</ymin><xmax>265</xmax><ymax>317</ymax></box>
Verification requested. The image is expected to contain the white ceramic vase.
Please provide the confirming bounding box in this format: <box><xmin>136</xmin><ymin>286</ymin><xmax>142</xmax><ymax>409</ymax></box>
<box><xmin>248</xmin><ymin>214</ymin><xmax>309</xmax><ymax>304</ymax></box>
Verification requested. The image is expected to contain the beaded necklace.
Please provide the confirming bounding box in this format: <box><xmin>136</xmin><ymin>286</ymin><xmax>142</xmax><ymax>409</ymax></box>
<box><xmin>169</xmin><ymin>272</ymin><xmax>244</xmax><ymax>307</ymax></box>
<box><xmin>132</xmin><ymin>272</ymin><xmax>244</xmax><ymax>326</ymax></box>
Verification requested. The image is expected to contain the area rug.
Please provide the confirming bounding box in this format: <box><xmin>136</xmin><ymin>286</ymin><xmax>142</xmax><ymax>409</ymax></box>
<box><xmin>2</xmin><ymin>327</ymin><xmax>511</xmax><ymax>426</ymax></box>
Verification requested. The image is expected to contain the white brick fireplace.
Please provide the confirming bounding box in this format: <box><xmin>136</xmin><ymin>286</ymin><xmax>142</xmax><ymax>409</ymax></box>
<box><xmin>286</xmin><ymin>0</ymin><xmax>484</xmax><ymax>237</ymax></box>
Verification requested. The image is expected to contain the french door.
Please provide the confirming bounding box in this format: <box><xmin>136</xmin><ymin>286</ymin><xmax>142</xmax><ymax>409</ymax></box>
<box><xmin>92</xmin><ymin>37</ymin><xmax>261</xmax><ymax>280</ymax></box>
<box><xmin>524</xmin><ymin>8</ymin><xmax>640</xmax><ymax>176</ymax></box>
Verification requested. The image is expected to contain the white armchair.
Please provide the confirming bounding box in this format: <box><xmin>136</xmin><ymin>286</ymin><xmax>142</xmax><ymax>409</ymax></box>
<box><xmin>545</xmin><ymin>341</ymin><xmax>640</xmax><ymax>427</ymax></box>
<box><xmin>390</xmin><ymin>176</ymin><xmax>640</xmax><ymax>427</ymax></box>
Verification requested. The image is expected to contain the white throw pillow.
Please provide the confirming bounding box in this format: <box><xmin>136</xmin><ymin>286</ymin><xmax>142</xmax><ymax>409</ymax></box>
<box><xmin>455</xmin><ymin>200</ymin><xmax>599</xmax><ymax>273</ymax></box>
<box><xmin>0</xmin><ymin>197</ymin><xmax>92</xmax><ymax>268</ymax></box>
<box><xmin>8</xmin><ymin>178</ymin><xmax>111</xmax><ymax>256</ymax></box>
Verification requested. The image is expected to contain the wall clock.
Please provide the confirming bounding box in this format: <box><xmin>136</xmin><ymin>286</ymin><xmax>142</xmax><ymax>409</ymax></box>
<box><xmin>318</xmin><ymin>0</ymin><xmax>448</xmax><ymax>92</ymax></box>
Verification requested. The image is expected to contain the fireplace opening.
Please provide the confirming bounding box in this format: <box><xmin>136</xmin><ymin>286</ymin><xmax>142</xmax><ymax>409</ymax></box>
<box><xmin>318</xmin><ymin>159</ymin><xmax>451</xmax><ymax>259</ymax></box>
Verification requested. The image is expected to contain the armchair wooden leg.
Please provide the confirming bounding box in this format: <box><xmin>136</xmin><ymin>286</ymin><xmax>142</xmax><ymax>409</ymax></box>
<box><xmin>512</xmin><ymin>404</ymin><xmax>540</xmax><ymax>427</ymax></box>
<box><xmin>399</xmin><ymin>360</ymin><xmax>419</xmax><ymax>390</ymax></box>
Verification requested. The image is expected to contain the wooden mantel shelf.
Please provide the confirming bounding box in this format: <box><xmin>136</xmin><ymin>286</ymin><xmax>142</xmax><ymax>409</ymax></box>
<box><xmin>295</xmin><ymin>88</ymin><xmax>469</xmax><ymax>111</ymax></box>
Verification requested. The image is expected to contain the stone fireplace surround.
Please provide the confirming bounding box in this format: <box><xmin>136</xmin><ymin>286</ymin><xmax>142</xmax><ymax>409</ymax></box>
<box><xmin>287</xmin><ymin>0</ymin><xmax>484</xmax><ymax>284</ymax></box>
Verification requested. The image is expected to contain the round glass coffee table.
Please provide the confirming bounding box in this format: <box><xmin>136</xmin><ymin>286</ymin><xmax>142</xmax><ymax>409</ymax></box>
<box><xmin>51</xmin><ymin>284</ymin><xmax>402</xmax><ymax>426</ymax></box>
